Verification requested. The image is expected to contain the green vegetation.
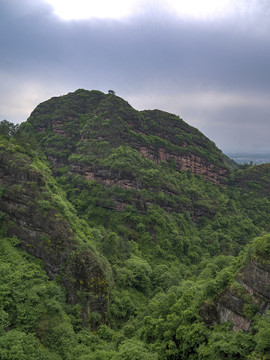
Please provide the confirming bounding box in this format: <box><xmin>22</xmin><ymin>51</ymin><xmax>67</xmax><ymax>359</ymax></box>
<box><xmin>1</xmin><ymin>91</ymin><xmax>270</xmax><ymax>359</ymax></box>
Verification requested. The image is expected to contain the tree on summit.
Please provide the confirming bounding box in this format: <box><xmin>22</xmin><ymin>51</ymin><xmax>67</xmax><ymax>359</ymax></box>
<box><xmin>108</xmin><ymin>90</ymin><xmax>116</xmax><ymax>95</ymax></box>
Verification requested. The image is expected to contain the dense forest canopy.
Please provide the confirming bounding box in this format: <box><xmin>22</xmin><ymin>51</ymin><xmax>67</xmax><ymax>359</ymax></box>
<box><xmin>1</xmin><ymin>89</ymin><xmax>270</xmax><ymax>359</ymax></box>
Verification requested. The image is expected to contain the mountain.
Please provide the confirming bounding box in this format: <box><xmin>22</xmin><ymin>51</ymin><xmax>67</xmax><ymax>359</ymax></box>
<box><xmin>23</xmin><ymin>89</ymin><xmax>235</xmax><ymax>221</ymax></box>
<box><xmin>1</xmin><ymin>89</ymin><xmax>270</xmax><ymax>359</ymax></box>
<box><xmin>26</xmin><ymin>89</ymin><xmax>230</xmax><ymax>183</ymax></box>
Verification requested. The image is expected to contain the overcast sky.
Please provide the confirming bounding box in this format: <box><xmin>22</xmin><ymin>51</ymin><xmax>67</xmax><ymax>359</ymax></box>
<box><xmin>1</xmin><ymin>0</ymin><xmax>270</xmax><ymax>152</ymax></box>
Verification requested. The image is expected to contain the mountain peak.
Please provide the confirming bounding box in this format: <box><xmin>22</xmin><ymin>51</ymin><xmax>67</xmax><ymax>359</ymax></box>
<box><xmin>26</xmin><ymin>89</ymin><xmax>230</xmax><ymax>187</ymax></box>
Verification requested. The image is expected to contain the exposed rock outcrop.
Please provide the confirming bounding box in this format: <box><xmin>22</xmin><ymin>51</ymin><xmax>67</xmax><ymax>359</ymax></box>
<box><xmin>200</xmin><ymin>259</ymin><xmax>270</xmax><ymax>331</ymax></box>
<box><xmin>139</xmin><ymin>146</ymin><xmax>228</xmax><ymax>185</ymax></box>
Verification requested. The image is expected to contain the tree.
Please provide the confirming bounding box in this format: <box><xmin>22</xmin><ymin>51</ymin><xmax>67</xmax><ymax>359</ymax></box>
<box><xmin>112</xmin><ymin>339</ymin><xmax>158</xmax><ymax>360</ymax></box>
<box><xmin>254</xmin><ymin>233</ymin><xmax>270</xmax><ymax>261</ymax></box>
<box><xmin>108</xmin><ymin>90</ymin><xmax>115</xmax><ymax>95</ymax></box>
<box><xmin>0</xmin><ymin>120</ymin><xmax>19</xmax><ymax>137</ymax></box>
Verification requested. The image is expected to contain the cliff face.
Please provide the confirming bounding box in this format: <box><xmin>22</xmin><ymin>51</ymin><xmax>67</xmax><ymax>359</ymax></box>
<box><xmin>69</xmin><ymin>148</ymin><xmax>227</xmax><ymax>187</ymax></box>
<box><xmin>238</xmin><ymin>260</ymin><xmax>270</xmax><ymax>300</ymax></box>
<box><xmin>138</xmin><ymin>147</ymin><xmax>228</xmax><ymax>185</ymax></box>
<box><xmin>0</xmin><ymin>140</ymin><xmax>109</xmax><ymax>327</ymax></box>
<box><xmin>200</xmin><ymin>259</ymin><xmax>270</xmax><ymax>331</ymax></box>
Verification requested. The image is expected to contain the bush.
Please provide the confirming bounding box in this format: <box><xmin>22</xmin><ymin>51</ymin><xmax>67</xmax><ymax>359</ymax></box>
<box><xmin>254</xmin><ymin>234</ymin><xmax>270</xmax><ymax>262</ymax></box>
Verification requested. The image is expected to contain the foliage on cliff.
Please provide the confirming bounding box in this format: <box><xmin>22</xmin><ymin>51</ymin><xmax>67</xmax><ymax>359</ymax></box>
<box><xmin>1</xmin><ymin>89</ymin><xmax>270</xmax><ymax>359</ymax></box>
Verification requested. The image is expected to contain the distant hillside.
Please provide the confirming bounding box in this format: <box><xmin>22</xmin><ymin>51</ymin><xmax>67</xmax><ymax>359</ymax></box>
<box><xmin>226</xmin><ymin>151</ymin><xmax>270</xmax><ymax>165</ymax></box>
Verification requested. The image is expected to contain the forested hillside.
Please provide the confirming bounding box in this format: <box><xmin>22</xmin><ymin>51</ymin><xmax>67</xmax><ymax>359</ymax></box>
<box><xmin>1</xmin><ymin>89</ymin><xmax>270</xmax><ymax>359</ymax></box>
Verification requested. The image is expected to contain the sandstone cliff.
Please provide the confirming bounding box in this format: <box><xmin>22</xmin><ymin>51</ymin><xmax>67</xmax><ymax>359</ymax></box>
<box><xmin>200</xmin><ymin>257</ymin><xmax>270</xmax><ymax>331</ymax></box>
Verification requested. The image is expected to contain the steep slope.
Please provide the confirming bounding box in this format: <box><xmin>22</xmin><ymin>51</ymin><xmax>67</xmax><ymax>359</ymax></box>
<box><xmin>200</xmin><ymin>234</ymin><xmax>270</xmax><ymax>332</ymax></box>
<box><xmin>0</xmin><ymin>136</ymin><xmax>111</xmax><ymax>327</ymax></box>
<box><xmin>199</xmin><ymin>165</ymin><xmax>270</xmax><ymax>332</ymax></box>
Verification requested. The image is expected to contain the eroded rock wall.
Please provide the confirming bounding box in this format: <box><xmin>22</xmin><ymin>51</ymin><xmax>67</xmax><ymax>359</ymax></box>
<box><xmin>200</xmin><ymin>259</ymin><xmax>270</xmax><ymax>331</ymax></box>
<box><xmin>0</xmin><ymin>149</ymin><xmax>109</xmax><ymax>327</ymax></box>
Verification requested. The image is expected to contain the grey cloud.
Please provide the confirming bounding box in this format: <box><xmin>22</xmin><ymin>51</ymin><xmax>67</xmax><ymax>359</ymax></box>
<box><xmin>1</xmin><ymin>1</ymin><xmax>269</xmax><ymax>88</ymax></box>
<box><xmin>1</xmin><ymin>0</ymin><xmax>270</xmax><ymax>151</ymax></box>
